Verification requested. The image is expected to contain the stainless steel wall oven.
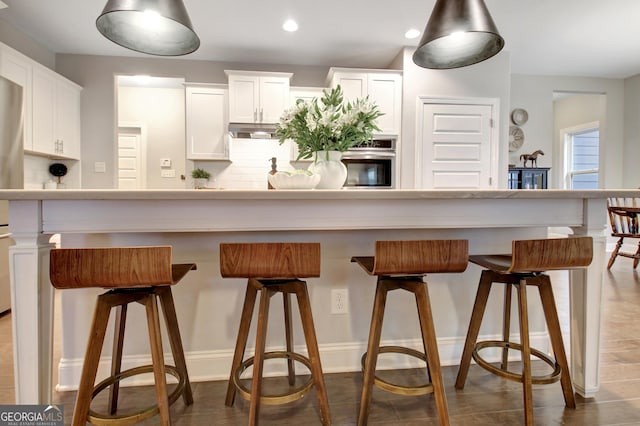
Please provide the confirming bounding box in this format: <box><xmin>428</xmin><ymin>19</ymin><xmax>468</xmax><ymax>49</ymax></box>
<box><xmin>342</xmin><ymin>138</ymin><xmax>396</xmax><ymax>189</ymax></box>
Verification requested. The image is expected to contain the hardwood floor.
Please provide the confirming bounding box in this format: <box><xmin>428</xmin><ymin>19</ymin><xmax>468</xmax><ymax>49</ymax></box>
<box><xmin>1</xmin><ymin>259</ymin><xmax>639</xmax><ymax>425</ymax></box>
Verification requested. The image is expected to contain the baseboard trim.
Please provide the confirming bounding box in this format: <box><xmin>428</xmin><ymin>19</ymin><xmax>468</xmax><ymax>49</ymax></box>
<box><xmin>56</xmin><ymin>332</ymin><xmax>550</xmax><ymax>391</ymax></box>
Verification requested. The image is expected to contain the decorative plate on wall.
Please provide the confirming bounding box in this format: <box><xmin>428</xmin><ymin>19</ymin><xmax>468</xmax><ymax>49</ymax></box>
<box><xmin>509</xmin><ymin>125</ymin><xmax>524</xmax><ymax>152</ymax></box>
<box><xmin>511</xmin><ymin>108</ymin><xmax>529</xmax><ymax>125</ymax></box>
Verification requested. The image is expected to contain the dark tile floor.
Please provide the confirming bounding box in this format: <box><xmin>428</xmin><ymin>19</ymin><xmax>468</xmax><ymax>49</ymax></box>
<box><xmin>1</xmin><ymin>259</ymin><xmax>639</xmax><ymax>425</ymax></box>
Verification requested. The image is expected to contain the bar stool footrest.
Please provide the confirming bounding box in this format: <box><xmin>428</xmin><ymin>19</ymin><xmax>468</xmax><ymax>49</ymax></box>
<box><xmin>472</xmin><ymin>340</ymin><xmax>562</xmax><ymax>385</ymax></box>
<box><xmin>88</xmin><ymin>364</ymin><xmax>186</xmax><ymax>425</ymax></box>
<box><xmin>232</xmin><ymin>351</ymin><xmax>315</xmax><ymax>406</ymax></box>
<box><xmin>362</xmin><ymin>346</ymin><xmax>434</xmax><ymax>396</ymax></box>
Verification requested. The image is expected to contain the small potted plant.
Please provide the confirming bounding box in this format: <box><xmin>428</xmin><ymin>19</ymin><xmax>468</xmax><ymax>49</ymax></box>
<box><xmin>191</xmin><ymin>168</ymin><xmax>211</xmax><ymax>189</ymax></box>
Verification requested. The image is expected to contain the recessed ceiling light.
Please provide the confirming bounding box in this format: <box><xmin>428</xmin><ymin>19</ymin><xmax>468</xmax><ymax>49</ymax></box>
<box><xmin>405</xmin><ymin>29</ymin><xmax>421</xmax><ymax>39</ymax></box>
<box><xmin>283</xmin><ymin>19</ymin><xmax>298</xmax><ymax>32</ymax></box>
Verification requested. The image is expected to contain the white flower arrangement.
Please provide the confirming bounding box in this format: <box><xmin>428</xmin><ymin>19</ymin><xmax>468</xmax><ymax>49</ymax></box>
<box><xmin>276</xmin><ymin>85</ymin><xmax>383</xmax><ymax>160</ymax></box>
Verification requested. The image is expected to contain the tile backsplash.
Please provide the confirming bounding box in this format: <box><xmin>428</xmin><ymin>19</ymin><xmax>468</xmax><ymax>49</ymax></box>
<box><xmin>193</xmin><ymin>139</ymin><xmax>309</xmax><ymax>189</ymax></box>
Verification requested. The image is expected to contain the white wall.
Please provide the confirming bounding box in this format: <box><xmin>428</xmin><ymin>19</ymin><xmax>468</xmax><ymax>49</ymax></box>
<box><xmin>511</xmin><ymin>74</ymin><xmax>624</xmax><ymax>188</ymax></box>
<box><xmin>398</xmin><ymin>48</ymin><xmax>511</xmax><ymax>188</ymax></box>
<box><xmin>624</xmin><ymin>74</ymin><xmax>640</xmax><ymax>187</ymax></box>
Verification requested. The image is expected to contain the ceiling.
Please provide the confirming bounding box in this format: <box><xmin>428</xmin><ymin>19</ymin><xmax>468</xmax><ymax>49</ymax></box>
<box><xmin>1</xmin><ymin>0</ymin><xmax>639</xmax><ymax>79</ymax></box>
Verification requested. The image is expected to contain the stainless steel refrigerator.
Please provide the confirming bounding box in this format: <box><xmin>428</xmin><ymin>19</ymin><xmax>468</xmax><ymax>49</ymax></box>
<box><xmin>0</xmin><ymin>74</ymin><xmax>24</xmax><ymax>313</ymax></box>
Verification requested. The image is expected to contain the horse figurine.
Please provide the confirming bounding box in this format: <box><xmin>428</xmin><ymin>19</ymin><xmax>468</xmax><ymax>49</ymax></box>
<box><xmin>520</xmin><ymin>150</ymin><xmax>544</xmax><ymax>167</ymax></box>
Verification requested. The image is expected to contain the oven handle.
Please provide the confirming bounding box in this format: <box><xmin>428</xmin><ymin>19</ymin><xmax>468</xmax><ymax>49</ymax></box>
<box><xmin>342</xmin><ymin>151</ymin><xmax>396</xmax><ymax>159</ymax></box>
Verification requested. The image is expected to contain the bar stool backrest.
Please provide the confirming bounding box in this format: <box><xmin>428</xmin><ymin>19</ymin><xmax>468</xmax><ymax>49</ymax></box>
<box><xmin>509</xmin><ymin>237</ymin><xmax>593</xmax><ymax>273</ymax></box>
<box><xmin>220</xmin><ymin>242</ymin><xmax>320</xmax><ymax>279</ymax></box>
<box><xmin>50</xmin><ymin>246</ymin><xmax>174</xmax><ymax>289</ymax></box>
<box><xmin>372</xmin><ymin>240</ymin><xmax>468</xmax><ymax>275</ymax></box>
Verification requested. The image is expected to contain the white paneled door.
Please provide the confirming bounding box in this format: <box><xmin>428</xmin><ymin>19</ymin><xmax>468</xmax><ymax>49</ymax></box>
<box><xmin>118</xmin><ymin>129</ymin><xmax>143</xmax><ymax>189</ymax></box>
<box><xmin>416</xmin><ymin>98</ymin><xmax>498</xmax><ymax>189</ymax></box>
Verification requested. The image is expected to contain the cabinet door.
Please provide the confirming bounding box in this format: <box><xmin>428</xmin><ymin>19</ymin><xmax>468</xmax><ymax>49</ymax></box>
<box><xmin>228</xmin><ymin>75</ymin><xmax>259</xmax><ymax>123</ymax></box>
<box><xmin>185</xmin><ymin>86</ymin><xmax>229</xmax><ymax>160</ymax></box>
<box><xmin>367</xmin><ymin>73</ymin><xmax>402</xmax><ymax>135</ymax></box>
<box><xmin>331</xmin><ymin>72</ymin><xmax>367</xmax><ymax>103</ymax></box>
<box><xmin>56</xmin><ymin>79</ymin><xmax>81</xmax><ymax>159</ymax></box>
<box><xmin>0</xmin><ymin>46</ymin><xmax>33</xmax><ymax>150</ymax></box>
<box><xmin>259</xmin><ymin>76</ymin><xmax>289</xmax><ymax>123</ymax></box>
<box><xmin>32</xmin><ymin>67</ymin><xmax>56</xmax><ymax>155</ymax></box>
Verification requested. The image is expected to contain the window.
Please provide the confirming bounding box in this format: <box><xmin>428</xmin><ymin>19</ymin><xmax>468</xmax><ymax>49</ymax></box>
<box><xmin>565</xmin><ymin>127</ymin><xmax>599</xmax><ymax>189</ymax></box>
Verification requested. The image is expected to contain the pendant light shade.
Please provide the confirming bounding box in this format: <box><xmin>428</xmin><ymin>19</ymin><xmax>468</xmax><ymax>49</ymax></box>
<box><xmin>412</xmin><ymin>0</ymin><xmax>504</xmax><ymax>69</ymax></box>
<box><xmin>96</xmin><ymin>0</ymin><xmax>200</xmax><ymax>56</ymax></box>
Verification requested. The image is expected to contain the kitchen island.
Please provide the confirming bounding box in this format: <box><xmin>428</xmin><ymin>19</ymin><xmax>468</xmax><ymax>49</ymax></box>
<box><xmin>2</xmin><ymin>188</ymin><xmax>636</xmax><ymax>405</ymax></box>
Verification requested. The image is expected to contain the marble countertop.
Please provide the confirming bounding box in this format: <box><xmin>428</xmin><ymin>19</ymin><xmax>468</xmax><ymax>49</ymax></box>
<box><xmin>1</xmin><ymin>188</ymin><xmax>639</xmax><ymax>201</ymax></box>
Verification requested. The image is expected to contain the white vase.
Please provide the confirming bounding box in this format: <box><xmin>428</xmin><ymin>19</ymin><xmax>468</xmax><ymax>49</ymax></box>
<box><xmin>307</xmin><ymin>150</ymin><xmax>347</xmax><ymax>189</ymax></box>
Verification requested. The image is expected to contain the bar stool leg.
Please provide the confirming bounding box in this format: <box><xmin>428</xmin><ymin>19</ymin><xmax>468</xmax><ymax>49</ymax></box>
<box><xmin>226</xmin><ymin>280</ymin><xmax>259</xmax><ymax>407</ymax></box>
<box><xmin>538</xmin><ymin>276</ymin><xmax>576</xmax><ymax>409</ymax></box>
<box><xmin>72</xmin><ymin>294</ymin><xmax>115</xmax><ymax>426</ymax></box>
<box><xmin>249</xmin><ymin>286</ymin><xmax>274</xmax><ymax>426</ymax></box>
<box><xmin>501</xmin><ymin>284</ymin><xmax>513</xmax><ymax>370</ymax></box>
<box><xmin>294</xmin><ymin>281</ymin><xmax>331</xmax><ymax>425</ymax></box>
<box><xmin>157</xmin><ymin>286</ymin><xmax>194</xmax><ymax>405</ymax></box>
<box><xmin>143</xmin><ymin>294</ymin><xmax>171</xmax><ymax>426</ymax></box>
<box><xmin>358</xmin><ymin>279</ymin><xmax>389</xmax><ymax>426</ymax></box>
<box><xmin>414</xmin><ymin>282</ymin><xmax>450</xmax><ymax>426</ymax></box>
<box><xmin>283</xmin><ymin>292</ymin><xmax>296</xmax><ymax>386</ymax></box>
<box><xmin>455</xmin><ymin>270</ymin><xmax>493</xmax><ymax>389</ymax></box>
<box><xmin>108</xmin><ymin>304</ymin><xmax>127</xmax><ymax>414</ymax></box>
<box><xmin>516</xmin><ymin>280</ymin><xmax>534</xmax><ymax>426</ymax></box>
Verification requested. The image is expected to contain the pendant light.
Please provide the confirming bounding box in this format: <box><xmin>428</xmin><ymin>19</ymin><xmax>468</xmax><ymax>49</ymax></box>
<box><xmin>96</xmin><ymin>0</ymin><xmax>200</xmax><ymax>56</ymax></box>
<box><xmin>412</xmin><ymin>0</ymin><xmax>504</xmax><ymax>69</ymax></box>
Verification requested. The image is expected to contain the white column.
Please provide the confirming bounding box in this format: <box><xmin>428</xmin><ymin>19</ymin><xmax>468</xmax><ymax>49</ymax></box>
<box><xmin>570</xmin><ymin>198</ymin><xmax>607</xmax><ymax>398</ymax></box>
<box><xmin>8</xmin><ymin>200</ymin><xmax>55</xmax><ymax>404</ymax></box>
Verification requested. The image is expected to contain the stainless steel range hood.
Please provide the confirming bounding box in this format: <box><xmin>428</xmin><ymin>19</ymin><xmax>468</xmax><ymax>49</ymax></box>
<box><xmin>228</xmin><ymin>122</ymin><xmax>278</xmax><ymax>139</ymax></box>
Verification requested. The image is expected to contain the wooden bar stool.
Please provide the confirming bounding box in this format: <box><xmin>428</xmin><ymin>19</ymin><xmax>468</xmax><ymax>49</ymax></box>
<box><xmin>49</xmin><ymin>246</ymin><xmax>196</xmax><ymax>426</ymax></box>
<box><xmin>220</xmin><ymin>242</ymin><xmax>330</xmax><ymax>425</ymax></box>
<box><xmin>352</xmin><ymin>240</ymin><xmax>469</xmax><ymax>426</ymax></box>
<box><xmin>455</xmin><ymin>237</ymin><xmax>593</xmax><ymax>426</ymax></box>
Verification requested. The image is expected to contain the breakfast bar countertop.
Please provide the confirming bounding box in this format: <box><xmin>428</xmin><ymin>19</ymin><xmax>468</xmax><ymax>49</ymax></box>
<box><xmin>3</xmin><ymin>188</ymin><xmax>639</xmax><ymax>406</ymax></box>
<box><xmin>1</xmin><ymin>188</ymin><xmax>639</xmax><ymax>201</ymax></box>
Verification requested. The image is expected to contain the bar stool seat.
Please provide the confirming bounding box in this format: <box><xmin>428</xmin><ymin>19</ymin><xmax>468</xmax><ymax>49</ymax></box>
<box><xmin>352</xmin><ymin>240</ymin><xmax>469</xmax><ymax>426</ymax></box>
<box><xmin>49</xmin><ymin>246</ymin><xmax>196</xmax><ymax>426</ymax></box>
<box><xmin>455</xmin><ymin>237</ymin><xmax>593</xmax><ymax>426</ymax></box>
<box><xmin>220</xmin><ymin>242</ymin><xmax>330</xmax><ymax>426</ymax></box>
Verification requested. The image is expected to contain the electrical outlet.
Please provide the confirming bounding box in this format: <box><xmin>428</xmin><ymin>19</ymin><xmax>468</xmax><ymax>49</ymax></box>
<box><xmin>331</xmin><ymin>289</ymin><xmax>349</xmax><ymax>314</ymax></box>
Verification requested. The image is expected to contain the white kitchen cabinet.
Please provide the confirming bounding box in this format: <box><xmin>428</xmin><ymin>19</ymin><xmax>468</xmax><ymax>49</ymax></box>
<box><xmin>0</xmin><ymin>44</ymin><xmax>33</xmax><ymax>151</ymax></box>
<box><xmin>32</xmin><ymin>66</ymin><xmax>81</xmax><ymax>159</ymax></box>
<box><xmin>225</xmin><ymin>71</ymin><xmax>292</xmax><ymax>124</ymax></box>
<box><xmin>185</xmin><ymin>84</ymin><xmax>229</xmax><ymax>160</ymax></box>
<box><xmin>327</xmin><ymin>68</ymin><xmax>402</xmax><ymax>135</ymax></box>
<box><xmin>1</xmin><ymin>42</ymin><xmax>81</xmax><ymax>160</ymax></box>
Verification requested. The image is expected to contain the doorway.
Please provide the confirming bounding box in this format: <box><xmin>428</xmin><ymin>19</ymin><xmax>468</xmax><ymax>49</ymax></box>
<box><xmin>116</xmin><ymin>75</ymin><xmax>186</xmax><ymax>189</ymax></box>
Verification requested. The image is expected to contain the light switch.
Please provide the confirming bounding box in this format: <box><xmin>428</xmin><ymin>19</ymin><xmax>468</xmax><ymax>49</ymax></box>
<box><xmin>94</xmin><ymin>162</ymin><xmax>106</xmax><ymax>173</ymax></box>
<box><xmin>160</xmin><ymin>158</ymin><xmax>171</xmax><ymax>168</ymax></box>
<box><xmin>161</xmin><ymin>169</ymin><xmax>176</xmax><ymax>178</ymax></box>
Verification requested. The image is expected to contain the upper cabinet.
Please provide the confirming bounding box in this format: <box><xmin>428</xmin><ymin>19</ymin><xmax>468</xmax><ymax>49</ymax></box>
<box><xmin>327</xmin><ymin>68</ymin><xmax>402</xmax><ymax>135</ymax></box>
<box><xmin>185</xmin><ymin>84</ymin><xmax>229</xmax><ymax>160</ymax></box>
<box><xmin>32</xmin><ymin>66</ymin><xmax>81</xmax><ymax>159</ymax></box>
<box><xmin>0</xmin><ymin>42</ymin><xmax>81</xmax><ymax>160</ymax></box>
<box><xmin>225</xmin><ymin>70</ymin><xmax>292</xmax><ymax>124</ymax></box>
